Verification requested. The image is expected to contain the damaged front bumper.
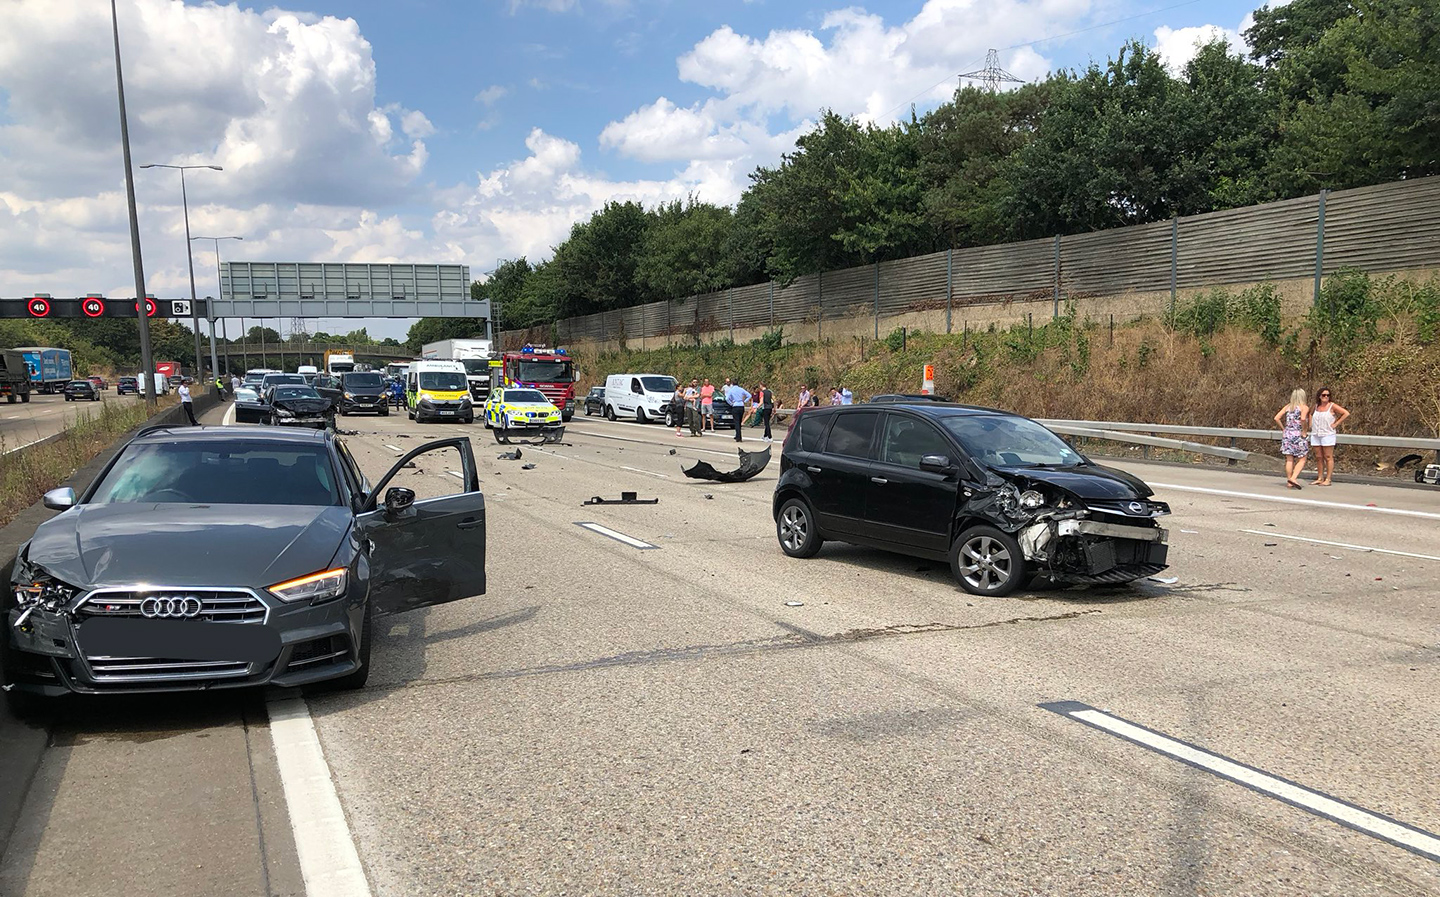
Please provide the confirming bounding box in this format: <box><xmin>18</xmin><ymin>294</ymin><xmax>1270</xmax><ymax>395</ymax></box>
<box><xmin>1017</xmin><ymin>517</ymin><xmax>1169</xmax><ymax>584</ymax></box>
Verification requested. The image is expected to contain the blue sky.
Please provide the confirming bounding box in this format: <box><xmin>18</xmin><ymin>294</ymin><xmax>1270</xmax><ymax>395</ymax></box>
<box><xmin>0</xmin><ymin>0</ymin><xmax>1267</xmax><ymax>341</ymax></box>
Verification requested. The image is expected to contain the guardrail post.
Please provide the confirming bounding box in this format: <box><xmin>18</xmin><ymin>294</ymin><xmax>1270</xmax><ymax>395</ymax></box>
<box><xmin>945</xmin><ymin>247</ymin><xmax>953</xmax><ymax>334</ymax></box>
<box><xmin>817</xmin><ymin>271</ymin><xmax>823</xmax><ymax>342</ymax></box>
<box><xmin>1228</xmin><ymin>436</ymin><xmax>1237</xmax><ymax>467</ymax></box>
<box><xmin>1052</xmin><ymin>234</ymin><xmax>1061</xmax><ymax>319</ymax></box>
<box><xmin>727</xmin><ymin>287</ymin><xmax>734</xmax><ymax>343</ymax></box>
<box><xmin>768</xmin><ymin>282</ymin><xmax>774</xmax><ymax>331</ymax></box>
<box><xmin>1313</xmin><ymin>188</ymin><xmax>1329</xmax><ymax>308</ymax></box>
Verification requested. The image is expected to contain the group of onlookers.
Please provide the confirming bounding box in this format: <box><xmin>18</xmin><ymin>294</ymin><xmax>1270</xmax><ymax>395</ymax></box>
<box><xmin>670</xmin><ymin>377</ymin><xmax>776</xmax><ymax>443</ymax></box>
<box><xmin>1274</xmin><ymin>387</ymin><xmax>1351</xmax><ymax>488</ymax></box>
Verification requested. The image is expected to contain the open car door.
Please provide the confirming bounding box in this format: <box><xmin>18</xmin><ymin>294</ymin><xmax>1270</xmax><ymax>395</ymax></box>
<box><xmin>356</xmin><ymin>437</ymin><xmax>486</xmax><ymax>617</ymax></box>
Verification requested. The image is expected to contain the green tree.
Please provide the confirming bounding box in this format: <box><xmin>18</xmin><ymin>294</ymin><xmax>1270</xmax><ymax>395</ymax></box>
<box><xmin>634</xmin><ymin>198</ymin><xmax>735</xmax><ymax>299</ymax></box>
<box><xmin>477</xmin><ymin>258</ymin><xmax>536</xmax><ymax>329</ymax></box>
<box><xmin>404</xmin><ymin>318</ymin><xmax>487</xmax><ymax>354</ymax></box>
<box><xmin>550</xmin><ymin>200</ymin><xmax>654</xmax><ymax>315</ymax></box>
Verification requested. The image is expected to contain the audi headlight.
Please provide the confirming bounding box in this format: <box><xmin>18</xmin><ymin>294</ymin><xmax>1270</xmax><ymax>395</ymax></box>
<box><xmin>269</xmin><ymin>568</ymin><xmax>348</xmax><ymax>604</ymax></box>
<box><xmin>1019</xmin><ymin>490</ymin><xmax>1045</xmax><ymax>509</ymax></box>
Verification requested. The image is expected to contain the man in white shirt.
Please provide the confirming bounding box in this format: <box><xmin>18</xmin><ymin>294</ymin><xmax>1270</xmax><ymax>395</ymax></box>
<box><xmin>230</xmin><ymin>374</ymin><xmax>241</xmax><ymax>395</ymax></box>
<box><xmin>179</xmin><ymin>379</ymin><xmax>197</xmax><ymax>425</ymax></box>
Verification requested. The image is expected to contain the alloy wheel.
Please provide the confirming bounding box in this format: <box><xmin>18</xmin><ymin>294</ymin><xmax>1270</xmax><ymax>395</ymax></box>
<box><xmin>959</xmin><ymin>535</ymin><xmax>1012</xmax><ymax>592</ymax></box>
<box><xmin>779</xmin><ymin>504</ymin><xmax>808</xmax><ymax>552</ymax></box>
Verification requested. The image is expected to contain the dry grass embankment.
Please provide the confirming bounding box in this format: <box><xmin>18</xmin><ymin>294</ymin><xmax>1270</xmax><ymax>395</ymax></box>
<box><xmin>0</xmin><ymin>397</ymin><xmax>174</xmax><ymax>527</ymax></box>
<box><xmin>576</xmin><ymin>275</ymin><xmax>1440</xmax><ymax>476</ymax></box>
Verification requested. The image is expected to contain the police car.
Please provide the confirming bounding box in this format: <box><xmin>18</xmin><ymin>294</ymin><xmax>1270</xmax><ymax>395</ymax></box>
<box><xmin>484</xmin><ymin>387</ymin><xmax>562</xmax><ymax>431</ymax></box>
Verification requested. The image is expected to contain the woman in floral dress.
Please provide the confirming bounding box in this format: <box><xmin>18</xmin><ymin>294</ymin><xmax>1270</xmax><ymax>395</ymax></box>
<box><xmin>1273</xmin><ymin>388</ymin><xmax>1310</xmax><ymax>489</ymax></box>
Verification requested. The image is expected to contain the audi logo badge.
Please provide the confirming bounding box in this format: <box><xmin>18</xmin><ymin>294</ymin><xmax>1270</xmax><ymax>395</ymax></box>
<box><xmin>1127</xmin><ymin>501</ymin><xmax>1146</xmax><ymax>515</ymax></box>
<box><xmin>139</xmin><ymin>596</ymin><xmax>203</xmax><ymax>618</ymax></box>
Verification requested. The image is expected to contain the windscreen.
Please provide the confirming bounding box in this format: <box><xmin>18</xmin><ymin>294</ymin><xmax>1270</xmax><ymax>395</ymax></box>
<box><xmin>265</xmin><ymin>375</ymin><xmax>305</xmax><ymax>386</ymax></box>
<box><xmin>274</xmin><ymin>387</ymin><xmax>321</xmax><ymax>401</ymax></box>
<box><xmin>640</xmin><ymin>376</ymin><xmax>676</xmax><ymax>393</ymax></box>
<box><xmin>505</xmin><ymin>389</ymin><xmax>549</xmax><ymax>403</ymax></box>
<box><xmin>343</xmin><ymin>373</ymin><xmax>384</xmax><ymax>388</ymax></box>
<box><xmin>515</xmin><ymin>360</ymin><xmax>574</xmax><ymax>382</ymax></box>
<box><xmin>89</xmin><ymin>442</ymin><xmax>340</xmax><ymax>506</ymax></box>
<box><xmin>419</xmin><ymin>371</ymin><xmax>468</xmax><ymax>391</ymax></box>
<box><xmin>460</xmin><ymin>359</ymin><xmax>490</xmax><ymax>375</ymax></box>
<box><xmin>941</xmin><ymin>415</ymin><xmax>1082</xmax><ymax>468</ymax></box>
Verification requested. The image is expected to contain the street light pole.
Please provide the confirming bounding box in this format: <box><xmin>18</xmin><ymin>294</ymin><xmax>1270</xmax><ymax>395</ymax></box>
<box><xmin>140</xmin><ymin>162</ymin><xmax>221</xmax><ymax>390</ymax></box>
<box><xmin>110</xmin><ymin>0</ymin><xmax>156</xmax><ymax>409</ymax></box>
<box><xmin>193</xmin><ymin>235</ymin><xmax>242</xmax><ymax>380</ymax></box>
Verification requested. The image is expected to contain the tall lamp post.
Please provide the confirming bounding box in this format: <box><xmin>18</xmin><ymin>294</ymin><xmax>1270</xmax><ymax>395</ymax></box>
<box><xmin>192</xmin><ymin>235</ymin><xmax>242</xmax><ymax>380</ymax></box>
<box><xmin>140</xmin><ymin>162</ymin><xmax>221</xmax><ymax>389</ymax></box>
<box><xmin>110</xmin><ymin>0</ymin><xmax>156</xmax><ymax>408</ymax></box>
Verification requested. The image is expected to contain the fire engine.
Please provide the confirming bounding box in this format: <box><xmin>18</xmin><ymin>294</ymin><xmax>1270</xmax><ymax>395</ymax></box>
<box><xmin>500</xmin><ymin>346</ymin><xmax>577</xmax><ymax>421</ymax></box>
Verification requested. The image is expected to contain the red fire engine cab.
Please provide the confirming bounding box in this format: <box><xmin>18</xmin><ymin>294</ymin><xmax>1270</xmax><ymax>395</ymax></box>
<box><xmin>501</xmin><ymin>346</ymin><xmax>577</xmax><ymax>421</ymax></box>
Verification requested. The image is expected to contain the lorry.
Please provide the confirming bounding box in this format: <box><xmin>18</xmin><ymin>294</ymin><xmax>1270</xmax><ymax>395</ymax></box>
<box><xmin>297</xmin><ymin>364</ymin><xmax>319</xmax><ymax>383</ymax></box>
<box><xmin>421</xmin><ymin>338</ymin><xmax>494</xmax><ymax>403</ymax></box>
<box><xmin>500</xmin><ymin>346</ymin><xmax>577</xmax><ymax>421</ymax></box>
<box><xmin>0</xmin><ymin>349</ymin><xmax>33</xmax><ymax>403</ymax></box>
<box><xmin>14</xmin><ymin>347</ymin><xmax>72</xmax><ymax>394</ymax></box>
<box><xmin>324</xmin><ymin>351</ymin><xmax>356</xmax><ymax>376</ymax></box>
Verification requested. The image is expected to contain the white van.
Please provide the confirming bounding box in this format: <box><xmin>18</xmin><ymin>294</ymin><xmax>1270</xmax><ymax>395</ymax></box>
<box><xmin>603</xmin><ymin>373</ymin><xmax>677</xmax><ymax>424</ymax></box>
<box><xmin>406</xmin><ymin>359</ymin><xmax>473</xmax><ymax>423</ymax></box>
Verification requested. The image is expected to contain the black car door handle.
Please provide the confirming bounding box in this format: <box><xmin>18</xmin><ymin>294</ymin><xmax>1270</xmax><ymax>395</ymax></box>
<box><xmin>870</xmin><ymin>477</ymin><xmax>888</xmax><ymax>485</ymax></box>
<box><xmin>806</xmin><ymin>466</ymin><xmax>822</xmax><ymax>474</ymax></box>
<box><xmin>456</xmin><ymin>517</ymin><xmax>482</xmax><ymax>530</ymax></box>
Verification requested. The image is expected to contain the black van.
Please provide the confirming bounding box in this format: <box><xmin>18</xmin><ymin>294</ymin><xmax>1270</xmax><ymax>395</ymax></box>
<box><xmin>773</xmin><ymin>403</ymin><xmax>1170</xmax><ymax>596</ymax></box>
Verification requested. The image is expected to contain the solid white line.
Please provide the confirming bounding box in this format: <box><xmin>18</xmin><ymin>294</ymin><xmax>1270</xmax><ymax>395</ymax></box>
<box><xmin>620</xmin><ymin>465</ymin><xmax>670</xmax><ymax>479</ymax></box>
<box><xmin>1239</xmin><ymin>529</ymin><xmax>1440</xmax><ymax>562</ymax></box>
<box><xmin>222</xmin><ymin>402</ymin><xmax>237</xmax><ymax>426</ymax></box>
<box><xmin>1150</xmin><ymin>481</ymin><xmax>1440</xmax><ymax>520</ymax></box>
<box><xmin>580</xmin><ymin>428</ymin><xmax>740</xmax><ymax>457</ymax></box>
<box><xmin>267</xmin><ymin>697</ymin><xmax>372</xmax><ymax>896</ymax></box>
<box><xmin>576</xmin><ymin>521</ymin><xmax>657</xmax><ymax>549</ymax></box>
<box><xmin>447</xmin><ymin>470</ymin><xmax>465</xmax><ymax>480</ymax></box>
<box><xmin>383</xmin><ymin>444</ymin><xmax>402</xmax><ymax>453</ymax></box>
<box><xmin>1066</xmin><ymin>707</ymin><xmax>1440</xmax><ymax>862</ymax></box>
<box><xmin>1</xmin><ymin>434</ymin><xmax>50</xmax><ymax>456</ymax></box>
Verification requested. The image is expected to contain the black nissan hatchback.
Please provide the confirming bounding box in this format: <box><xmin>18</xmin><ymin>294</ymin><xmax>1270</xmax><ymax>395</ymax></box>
<box><xmin>773</xmin><ymin>403</ymin><xmax>1170</xmax><ymax>596</ymax></box>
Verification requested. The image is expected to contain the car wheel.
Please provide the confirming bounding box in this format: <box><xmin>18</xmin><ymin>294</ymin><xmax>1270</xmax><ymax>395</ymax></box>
<box><xmin>776</xmin><ymin>497</ymin><xmax>823</xmax><ymax>558</ymax></box>
<box><xmin>585</xmin><ymin>405</ymin><xmax>593</xmax><ymax>416</ymax></box>
<box><xmin>605</xmin><ymin>405</ymin><xmax>617</xmax><ymax>421</ymax></box>
<box><xmin>268</xmin><ymin>412</ymin><xmax>279</xmax><ymax>426</ymax></box>
<box><xmin>380</xmin><ymin>406</ymin><xmax>389</xmax><ymax>416</ymax></box>
<box><xmin>463</xmin><ymin>413</ymin><xmax>474</xmax><ymax>424</ymax></box>
<box><xmin>663</xmin><ymin>409</ymin><xmax>675</xmax><ymax>427</ymax></box>
<box><xmin>562</xmin><ymin>409</ymin><xmax>573</xmax><ymax>422</ymax></box>
<box><xmin>950</xmin><ymin>525</ymin><xmax>1027</xmax><ymax>597</ymax></box>
<box><xmin>5</xmin><ymin>395</ymin><xmax>14</xmax><ymax>404</ymax></box>
<box><xmin>20</xmin><ymin>393</ymin><xmax>29</xmax><ymax>403</ymax></box>
<box><xmin>637</xmin><ymin>407</ymin><xmax>648</xmax><ymax>424</ymax></box>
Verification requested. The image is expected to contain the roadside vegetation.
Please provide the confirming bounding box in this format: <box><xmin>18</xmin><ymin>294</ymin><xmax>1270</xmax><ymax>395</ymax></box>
<box><xmin>0</xmin><ymin>397</ymin><xmax>172</xmax><ymax>527</ymax></box>
<box><xmin>409</xmin><ymin>0</ymin><xmax>1437</xmax><ymax>339</ymax></box>
<box><xmin>577</xmin><ymin>272</ymin><xmax>1440</xmax><ymax>470</ymax></box>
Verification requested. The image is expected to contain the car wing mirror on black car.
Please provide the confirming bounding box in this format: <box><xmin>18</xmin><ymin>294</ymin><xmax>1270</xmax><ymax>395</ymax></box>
<box><xmin>919</xmin><ymin>454</ymin><xmax>955</xmax><ymax>474</ymax></box>
<box><xmin>42</xmin><ymin>487</ymin><xmax>76</xmax><ymax>511</ymax></box>
<box><xmin>384</xmin><ymin>487</ymin><xmax>415</xmax><ymax>516</ymax></box>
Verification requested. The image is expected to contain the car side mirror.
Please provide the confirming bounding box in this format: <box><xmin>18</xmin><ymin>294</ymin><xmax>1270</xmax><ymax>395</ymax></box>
<box><xmin>43</xmin><ymin>487</ymin><xmax>76</xmax><ymax>511</ymax></box>
<box><xmin>384</xmin><ymin>487</ymin><xmax>415</xmax><ymax>516</ymax></box>
<box><xmin>919</xmin><ymin>454</ymin><xmax>954</xmax><ymax>474</ymax></box>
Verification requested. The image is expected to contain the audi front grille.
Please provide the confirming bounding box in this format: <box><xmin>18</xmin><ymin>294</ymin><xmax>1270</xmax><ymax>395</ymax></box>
<box><xmin>74</xmin><ymin>588</ymin><xmax>268</xmax><ymax>684</ymax></box>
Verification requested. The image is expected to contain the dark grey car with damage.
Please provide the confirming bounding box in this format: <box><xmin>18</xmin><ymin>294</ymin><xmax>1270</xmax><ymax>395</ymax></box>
<box><xmin>772</xmin><ymin>403</ymin><xmax>1169</xmax><ymax>596</ymax></box>
<box><xmin>4</xmin><ymin>426</ymin><xmax>485</xmax><ymax>708</ymax></box>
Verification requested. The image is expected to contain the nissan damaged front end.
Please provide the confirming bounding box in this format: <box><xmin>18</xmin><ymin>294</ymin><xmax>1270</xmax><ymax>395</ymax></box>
<box><xmin>968</xmin><ymin>474</ymin><xmax>1171</xmax><ymax>586</ymax></box>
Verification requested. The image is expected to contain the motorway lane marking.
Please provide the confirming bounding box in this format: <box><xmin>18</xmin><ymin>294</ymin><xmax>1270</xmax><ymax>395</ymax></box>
<box><xmin>267</xmin><ymin>697</ymin><xmax>373</xmax><ymax>896</ymax></box>
<box><xmin>620</xmin><ymin>465</ymin><xmax>670</xmax><ymax>479</ymax></box>
<box><xmin>447</xmin><ymin>470</ymin><xmax>465</xmax><ymax>480</ymax></box>
<box><xmin>1150</xmin><ymin>482</ymin><xmax>1440</xmax><ymax>520</ymax></box>
<box><xmin>383</xmin><ymin>444</ymin><xmax>403</xmax><ymax>453</ymax></box>
<box><xmin>577</xmin><ymin>427</ymin><xmax>738</xmax><ymax>457</ymax></box>
<box><xmin>1239</xmin><ymin>529</ymin><xmax>1440</xmax><ymax>562</ymax></box>
<box><xmin>1</xmin><ymin>435</ymin><xmax>51</xmax><ymax>455</ymax></box>
<box><xmin>1042</xmin><ymin>701</ymin><xmax>1440</xmax><ymax>864</ymax></box>
<box><xmin>575</xmin><ymin>521</ymin><xmax>658</xmax><ymax>549</ymax></box>
<box><xmin>223</xmin><ymin>401</ymin><xmax>237</xmax><ymax>426</ymax></box>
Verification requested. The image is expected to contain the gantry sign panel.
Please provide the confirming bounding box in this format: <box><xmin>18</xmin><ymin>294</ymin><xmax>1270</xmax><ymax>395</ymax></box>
<box><xmin>217</xmin><ymin>262</ymin><xmax>487</xmax><ymax>319</ymax></box>
<box><xmin>0</xmin><ymin>296</ymin><xmax>206</xmax><ymax>319</ymax></box>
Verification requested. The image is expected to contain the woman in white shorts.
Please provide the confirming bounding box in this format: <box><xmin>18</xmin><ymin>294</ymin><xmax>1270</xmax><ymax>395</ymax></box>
<box><xmin>1308</xmin><ymin>387</ymin><xmax>1350</xmax><ymax>486</ymax></box>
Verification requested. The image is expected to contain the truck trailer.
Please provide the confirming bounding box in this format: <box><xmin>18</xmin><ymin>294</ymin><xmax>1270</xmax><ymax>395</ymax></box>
<box><xmin>14</xmin><ymin>347</ymin><xmax>72</xmax><ymax>394</ymax></box>
<box><xmin>421</xmin><ymin>338</ymin><xmax>494</xmax><ymax>401</ymax></box>
<box><xmin>0</xmin><ymin>349</ymin><xmax>33</xmax><ymax>403</ymax></box>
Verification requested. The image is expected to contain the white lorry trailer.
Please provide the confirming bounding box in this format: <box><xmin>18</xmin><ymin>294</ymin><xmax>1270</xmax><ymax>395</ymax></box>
<box><xmin>420</xmin><ymin>338</ymin><xmax>493</xmax><ymax>401</ymax></box>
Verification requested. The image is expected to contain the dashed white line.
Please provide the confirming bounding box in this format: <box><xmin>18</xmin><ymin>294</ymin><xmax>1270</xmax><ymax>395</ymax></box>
<box><xmin>1239</xmin><ymin>529</ymin><xmax>1440</xmax><ymax>562</ymax></box>
<box><xmin>577</xmin><ymin>427</ymin><xmax>738</xmax><ymax>457</ymax></box>
<box><xmin>383</xmin><ymin>444</ymin><xmax>403</xmax><ymax>453</ymax></box>
<box><xmin>575</xmin><ymin>521</ymin><xmax>658</xmax><ymax>549</ymax></box>
<box><xmin>447</xmin><ymin>470</ymin><xmax>465</xmax><ymax>480</ymax></box>
<box><xmin>1044</xmin><ymin>701</ymin><xmax>1440</xmax><ymax>863</ymax></box>
<box><xmin>267</xmin><ymin>697</ymin><xmax>372</xmax><ymax>896</ymax></box>
<box><xmin>1150</xmin><ymin>482</ymin><xmax>1440</xmax><ymax>520</ymax></box>
<box><xmin>620</xmin><ymin>465</ymin><xmax>670</xmax><ymax>479</ymax></box>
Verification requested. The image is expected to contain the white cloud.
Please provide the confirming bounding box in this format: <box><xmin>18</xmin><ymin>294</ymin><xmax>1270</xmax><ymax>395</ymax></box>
<box><xmin>1152</xmin><ymin>23</ymin><xmax>1245</xmax><ymax>74</ymax></box>
<box><xmin>474</xmin><ymin>85</ymin><xmax>509</xmax><ymax>106</ymax></box>
<box><xmin>0</xmin><ymin>0</ymin><xmax>435</xmax><ymax>310</ymax></box>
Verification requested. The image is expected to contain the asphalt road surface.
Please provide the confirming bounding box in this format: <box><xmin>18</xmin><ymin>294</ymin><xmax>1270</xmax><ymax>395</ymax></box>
<box><xmin>1</xmin><ymin>402</ymin><xmax>1437</xmax><ymax>896</ymax></box>
<box><xmin>0</xmin><ymin>390</ymin><xmax>127</xmax><ymax>454</ymax></box>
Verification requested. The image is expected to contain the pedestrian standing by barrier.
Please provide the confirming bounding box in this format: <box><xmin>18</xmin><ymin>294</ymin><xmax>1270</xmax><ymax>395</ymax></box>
<box><xmin>215</xmin><ymin>375</ymin><xmax>225</xmax><ymax>397</ymax></box>
<box><xmin>756</xmin><ymin>382</ymin><xmax>774</xmax><ymax>441</ymax></box>
<box><xmin>829</xmin><ymin>387</ymin><xmax>842</xmax><ymax>406</ymax></box>
<box><xmin>700</xmin><ymin>378</ymin><xmax>716</xmax><ymax>433</ymax></box>
<box><xmin>230</xmin><ymin>374</ymin><xmax>241</xmax><ymax>395</ymax></box>
<box><xmin>1309</xmin><ymin>388</ymin><xmax>1350</xmax><ymax>486</ymax></box>
<box><xmin>673</xmin><ymin>382</ymin><xmax>687</xmax><ymax>436</ymax></box>
<box><xmin>179</xmin><ymin>378</ymin><xmax>198</xmax><ymax>426</ymax></box>
<box><xmin>797</xmin><ymin>385</ymin><xmax>811</xmax><ymax>410</ymax></box>
<box><xmin>723</xmin><ymin>378</ymin><xmax>751</xmax><ymax>443</ymax></box>
<box><xmin>840</xmin><ymin>385</ymin><xmax>854</xmax><ymax>405</ymax></box>
<box><xmin>1274</xmin><ymin>388</ymin><xmax>1309</xmax><ymax>489</ymax></box>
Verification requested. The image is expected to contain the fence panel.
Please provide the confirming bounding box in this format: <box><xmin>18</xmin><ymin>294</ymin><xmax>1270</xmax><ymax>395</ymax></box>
<box><xmin>820</xmin><ymin>263</ymin><xmax>873</xmax><ymax>319</ymax></box>
<box><xmin>953</xmin><ymin>236</ymin><xmax>1054</xmax><ymax>303</ymax></box>
<box><xmin>730</xmin><ymin>283</ymin><xmax>772</xmax><ymax>329</ymax></box>
<box><xmin>772</xmin><ymin>274</ymin><xmax>820</xmax><ymax>331</ymax></box>
<box><xmin>878</xmin><ymin>251</ymin><xmax>948</xmax><ymax>314</ymax></box>
<box><xmin>1062</xmin><ymin>220</ymin><xmax>1172</xmax><ymax>296</ymax></box>
<box><xmin>1324</xmin><ymin>178</ymin><xmax>1440</xmax><ymax>274</ymax></box>
<box><xmin>1175</xmin><ymin>193</ymin><xmax>1317</xmax><ymax>288</ymax></box>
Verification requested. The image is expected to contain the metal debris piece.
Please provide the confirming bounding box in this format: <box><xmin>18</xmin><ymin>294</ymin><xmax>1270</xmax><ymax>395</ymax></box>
<box><xmin>784</xmin><ymin>601</ymin><xmax>804</xmax><ymax>607</ymax></box>
<box><xmin>497</xmin><ymin>448</ymin><xmax>523</xmax><ymax>460</ymax></box>
<box><xmin>1264</xmin><ymin>542</ymin><xmax>1278</xmax><ymax>547</ymax></box>
<box><xmin>682</xmin><ymin>446</ymin><xmax>772</xmax><ymax>483</ymax></box>
<box><xmin>703</xmin><ymin>493</ymin><xmax>713</xmax><ymax>500</ymax></box>
<box><xmin>493</xmin><ymin>424</ymin><xmax>566</xmax><ymax>446</ymax></box>
<box><xmin>583</xmin><ymin>491</ymin><xmax>658</xmax><ymax>506</ymax></box>
<box><xmin>668</xmin><ymin>448</ymin><xmax>677</xmax><ymax>455</ymax></box>
<box><xmin>521</xmin><ymin>463</ymin><xmax>536</xmax><ymax>470</ymax></box>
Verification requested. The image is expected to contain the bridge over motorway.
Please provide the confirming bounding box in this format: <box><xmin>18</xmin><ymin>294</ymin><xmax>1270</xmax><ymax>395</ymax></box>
<box><xmin>211</xmin><ymin>341</ymin><xmax>413</xmax><ymax>372</ymax></box>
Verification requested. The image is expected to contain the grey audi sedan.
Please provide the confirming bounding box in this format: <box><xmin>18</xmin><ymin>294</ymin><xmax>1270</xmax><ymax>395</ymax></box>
<box><xmin>4</xmin><ymin>425</ymin><xmax>486</xmax><ymax>711</ymax></box>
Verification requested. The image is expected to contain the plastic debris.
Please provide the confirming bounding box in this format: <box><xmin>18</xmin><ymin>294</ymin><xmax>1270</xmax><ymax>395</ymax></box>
<box><xmin>682</xmin><ymin>446</ymin><xmax>772</xmax><ymax>483</ymax></box>
<box><xmin>1264</xmin><ymin>542</ymin><xmax>1278</xmax><ymax>547</ymax></box>
<box><xmin>784</xmin><ymin>601</ymin><xmax>804</xmax><ymax>607</ymax></box>
<box><xmin>584</xmin><ymin>491</ymin><xmax>658</xmax><ymax>506</ymax></box>
<box><xmin>497</xmin><ymin>448</ymin><xmax>523</xmax><ymax>460</ymax></box>
<box><xmin>1147</xmin><ymin>576</ymin><xmax>1179</xmax><ymax>584</ymax></box>
<box><xmin>703</xmin><ymin>493</ymin><xmax>713</xmax><ymax>500</ymax></box>
<box><xmin>668</xmin><ymin>448</ymin><xmax>677</xmax><ymax>455</ymax></box>
<box><xmin>521</xmin><ymin>463</ymin><xmax>536</xmax><ymax>470</ymax></box>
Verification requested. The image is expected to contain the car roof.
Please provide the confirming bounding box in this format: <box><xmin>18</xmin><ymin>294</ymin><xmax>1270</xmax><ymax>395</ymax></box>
<box><xmin>131</xmin><ymin>425</ymin><xmax>329</xmax><ymax>445</ymax></box>
<box><xmin>812</xmin><ymin>402</ymin><xmax>1016</xmax><ymax>420</ymax></box>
